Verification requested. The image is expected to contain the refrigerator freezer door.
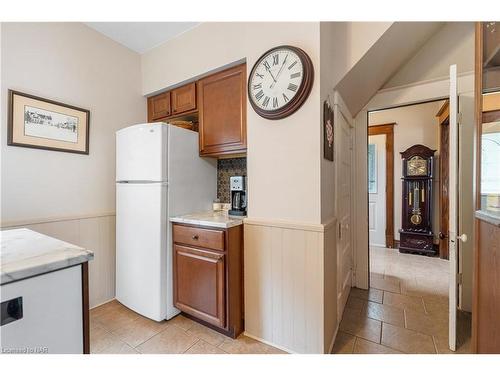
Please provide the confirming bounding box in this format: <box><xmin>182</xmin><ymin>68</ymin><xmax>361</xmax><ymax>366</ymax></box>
<box><xmin>116</xmin><ymin>123</ymin><xmax>167</xmax><ymax>182</ymax></box>
<box><xmin>116</xmin><ymin>182</ymin><xmax>171</xmax><ymax>321</ymax></box>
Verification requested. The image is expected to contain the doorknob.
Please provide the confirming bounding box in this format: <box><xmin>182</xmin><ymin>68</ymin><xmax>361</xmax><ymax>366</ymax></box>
<box><xmin>456</xmin><ymin>234</ymin><xmax>468</xmax><ymax>243</ymax></box>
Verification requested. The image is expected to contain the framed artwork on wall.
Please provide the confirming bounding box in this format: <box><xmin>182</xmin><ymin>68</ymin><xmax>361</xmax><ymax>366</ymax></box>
<box><xmin>323</xmin><ymin>100</ymin><xmax>334</xmax><ymax>161</ymax></box>
<box><xmin>8</xmin><ymin>90</ymin><xmax>90</xmax><ymax>154</ymax></box>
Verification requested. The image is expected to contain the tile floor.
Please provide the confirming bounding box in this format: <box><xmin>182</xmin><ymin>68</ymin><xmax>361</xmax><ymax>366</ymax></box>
<box><xmin>90</xmin><ymin>301</ymin><xmax>285</xmax><ymax>354</ymax></box>
<box><xmin>332</xmin><ymin>246</ymin><xmax>472</xmax><ymax>354</ymax></box>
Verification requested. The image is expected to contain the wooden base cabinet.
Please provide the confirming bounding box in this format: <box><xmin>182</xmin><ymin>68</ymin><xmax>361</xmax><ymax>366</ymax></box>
<box><xmin>173</xmin><ymin>223</ymin><xmax>243</xmax><ymax>338</ymax></box>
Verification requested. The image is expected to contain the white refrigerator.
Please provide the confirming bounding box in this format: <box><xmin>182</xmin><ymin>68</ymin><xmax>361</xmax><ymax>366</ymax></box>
<box><xmin>115</xmin><ymin>123</ymin><xmax>216</xmax><ymax>321</ymax></box>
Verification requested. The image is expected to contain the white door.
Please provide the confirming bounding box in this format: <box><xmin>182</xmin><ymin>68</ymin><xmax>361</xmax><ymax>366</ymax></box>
<box><xmin>335</xmin><ymin>103</ymin><xmax>354</xmax><ymax>318</ymax></box>
<box><xmin>449</xmin><ymin>64</ymin><xmax>468</xmax><ymax>351</ymax></box>
<box><xmin>368</xmin><ymin>134</ymin><xmax>387</xmax><ymax>247</ymax></box>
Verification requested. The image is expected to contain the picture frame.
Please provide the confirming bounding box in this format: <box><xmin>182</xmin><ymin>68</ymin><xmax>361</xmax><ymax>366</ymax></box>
<box><xmin>323</xmin><ymin>100</ymin><xmax>334</xmax><ymax>161</ymax></box>
<box><xmin>8</xmin><ymin>90</ymin><xmax>90</xmax><ymax>154</ymax></box>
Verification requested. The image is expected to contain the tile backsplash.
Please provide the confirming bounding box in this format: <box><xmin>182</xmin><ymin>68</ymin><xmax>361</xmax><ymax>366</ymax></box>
<box><xmin>217</xmin><ymin>157</ymin><xmax>247</xmax><ymax>203</ymax></box>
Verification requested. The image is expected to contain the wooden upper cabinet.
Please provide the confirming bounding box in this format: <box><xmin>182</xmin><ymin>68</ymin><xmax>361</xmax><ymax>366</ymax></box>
<box><xmin>198</xmin><ymin>64</ymin><xmax>247</xmax><ymax>156</ymax></box>
<box><xmin>171</xmin><ymin>83</ymin><xmax>196</xmax><ymax>115</ymax></box>
<box><xmin>148</xmin><ymin>92</ymin><xmax>171</xmax><ymax>121</ymax></box>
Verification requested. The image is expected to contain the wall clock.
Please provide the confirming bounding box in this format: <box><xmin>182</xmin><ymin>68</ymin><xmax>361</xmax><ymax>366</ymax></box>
<box><xmin>248</xmin><ymin>45</ymin><xmax>314</xmax><ymax>120</ymax></box>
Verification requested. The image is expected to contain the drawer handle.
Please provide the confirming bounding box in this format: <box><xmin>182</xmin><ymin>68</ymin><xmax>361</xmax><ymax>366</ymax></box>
<box><xmin>192</xmin><ymin>235</ymin><xmax>199</xmax><ymax>240</ymax></box>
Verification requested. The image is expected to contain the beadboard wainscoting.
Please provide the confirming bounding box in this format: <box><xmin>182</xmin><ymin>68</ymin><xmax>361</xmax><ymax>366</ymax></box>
<box><xmin>1</xmin><ymin>214</ymin><xmax>116</xmax><ymax>308</ymax></box>
<box><xmin>244</xmin><ymin>217</ymin><xmax>338</xmax><ymax>354</ymax></box>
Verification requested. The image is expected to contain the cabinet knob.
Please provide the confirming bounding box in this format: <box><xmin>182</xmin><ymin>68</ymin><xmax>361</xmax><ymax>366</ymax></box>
<box><xmin>192</xmin><ymin>235</ymin><xmax>199</xmax><ymax>240</ymax></box>
<box><xmin>456</xmin><ymin>234</ymin><xmax>468</xmax><ymax>243</ymax></box>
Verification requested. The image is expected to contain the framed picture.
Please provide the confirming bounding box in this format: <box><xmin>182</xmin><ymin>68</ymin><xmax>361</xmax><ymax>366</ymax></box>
<box><xmin>8</xmin><ymin>90</ymin><xmax>90</xmax><ymax>154</ymax></box>
<box><xmin>323</xmin><ymin>100</ymin><xmax>334</xmax><ymax>161</ymax></box>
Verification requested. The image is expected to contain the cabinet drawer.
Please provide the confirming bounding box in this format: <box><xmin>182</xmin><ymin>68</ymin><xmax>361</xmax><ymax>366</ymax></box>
<box><xmin>173</xmin><ymin>224</ymin><xmax>224</xmax><ymax>251</ymax></box>
<box><xmin>173</xmin><ymin>245</ymin><xmax>225</xmax><ymax>328</ymax></box>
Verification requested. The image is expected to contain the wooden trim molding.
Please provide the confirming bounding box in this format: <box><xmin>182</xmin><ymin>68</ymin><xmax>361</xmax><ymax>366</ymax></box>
<box><xmin>482</xmin><ymin>109</ymin><xmax>500</xmax><ymax>123</ymax></box>
<box><xmin>436</xmin><ymin>99</ymin><xmax>450</xmax><ymax>125</ymax></box>
<box><xmin>437</xmin><ymin>102</ymin><xmax>450</xmax><ymax>259</ymax></box>
<box><xmin>0</xmin><ymin>212</ymin><xmax>116</xmax><ymax>228</ymax></box>
<box><xmin>243</xmin><ymin>217</ymin><xmax>335</xmax><ymax>233</ymax></box>
<box><xmin>482</xmin><ymin>92</ymin><xmax>500</xmax><ymax>112</ymax></box>
<box><xmin>472</xmin><ymin>22</ymin><xmax>483</xmax><ymax>354</ymax></box>
<box><xmin>368</xmin><ymin>123</ymin><xmax>395</xmax><ymax>248</ymax></box>
<box><xmin>81</xmin><ymin>262</ymin><xmax>90</xmax><ymax>354</ymax></box>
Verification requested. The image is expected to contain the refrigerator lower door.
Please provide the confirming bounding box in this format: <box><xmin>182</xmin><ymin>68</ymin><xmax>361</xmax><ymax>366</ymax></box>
<box><xmin>116</xmin><ymin>182</ymin><xmax>174</xmax><ymax>321</ymax></box>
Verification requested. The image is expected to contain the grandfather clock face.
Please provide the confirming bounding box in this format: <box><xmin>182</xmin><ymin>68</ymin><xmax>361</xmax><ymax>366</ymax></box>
<box><xmin>407</xmin><ymin>156</ymin><xmax>428</xmax><ymax>176</ymax></box>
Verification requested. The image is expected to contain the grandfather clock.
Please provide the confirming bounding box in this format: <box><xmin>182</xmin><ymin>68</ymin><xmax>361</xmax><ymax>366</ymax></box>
<box><xmin>399</xmin><ymin>145</ymin><xmax>436</xmax><ymax>255</ymax></box>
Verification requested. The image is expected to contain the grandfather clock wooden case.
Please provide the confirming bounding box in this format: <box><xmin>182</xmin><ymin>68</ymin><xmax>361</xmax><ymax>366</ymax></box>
<box><xmin>399</xmin><ymin>145</ymin><xmax>436</xmax><ymax>255</ymax></box>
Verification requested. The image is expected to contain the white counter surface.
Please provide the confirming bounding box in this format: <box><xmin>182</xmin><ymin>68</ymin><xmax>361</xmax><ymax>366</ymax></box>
<box><xmin>0</xmin><ymin>228</ymin><xmax>94</xmax><ymax>285</ymax></box>
<box><xmin>170</xmin><ymin>211</ymin><xmax>244</xmax><ymax>229</ymax></box>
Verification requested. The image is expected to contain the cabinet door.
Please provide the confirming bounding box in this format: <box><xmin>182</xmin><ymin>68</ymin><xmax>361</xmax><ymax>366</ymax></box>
<box><xmin>198</xmin><ymin>64</ymin><xmax>247</xmax><ymax>156</ymax></box>
<box><xmin>171</xmin><ymin>83</ymin><xmax>196</xmax><ymax>115</ymax></box>
<box><xmin>173</xmin><ymin>245</ymin><xmax>225</xmax><ymax>328</ymax></box>
<box><xmin>148</xmin><ymin>92</ymin><xmax>171</xmax><ymax>121</ymax></box>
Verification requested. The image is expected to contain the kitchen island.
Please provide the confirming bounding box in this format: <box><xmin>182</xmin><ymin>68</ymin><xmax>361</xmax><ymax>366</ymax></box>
<box><xmin>1</xmin><ymin>228</ymin><xmax>94</xmax><ymax>354</ymax></box>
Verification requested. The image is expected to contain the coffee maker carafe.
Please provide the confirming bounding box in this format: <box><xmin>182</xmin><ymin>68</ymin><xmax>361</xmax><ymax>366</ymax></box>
<box><xmin>228</xmin><ymin>176</ymin><xmax>247</xmax><ymax>216</ymax></box>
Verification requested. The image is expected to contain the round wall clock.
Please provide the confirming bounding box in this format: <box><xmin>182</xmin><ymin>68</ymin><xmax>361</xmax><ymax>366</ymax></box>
<box><xmin>248</xmin><ymin>45</ymin><xmax>314</xmax><ymax>120</ymax></box>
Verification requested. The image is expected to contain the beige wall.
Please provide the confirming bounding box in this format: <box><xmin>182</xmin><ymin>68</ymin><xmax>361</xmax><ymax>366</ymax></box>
<box><xmin>369</xmin><ymin>100</ymin><xmax>445</xmax><ymax>241</ymax></box>
<box><xmin>1</xmin><ymin>23</ymin><xmax>145</xmax><ymax>222</ymax></box>
<box><xmin>384</xmin><ymin>22</ymin><xmax>474</xmax><ymax>89</ymax></box>
<box><xmin>1</xmin><ymin>23</ymin><xmax>145</xmax><ymax>307</ymax></box>
<box><xmin>142</xmin><ymin>22</ymin><xmax>322</xmax><ymax>223</ymax></box>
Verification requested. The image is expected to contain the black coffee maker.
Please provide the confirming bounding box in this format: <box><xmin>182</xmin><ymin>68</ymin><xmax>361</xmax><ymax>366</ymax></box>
<box><xmin>228</xmin><ymin>176</ymin><xmax>247</xmax><ymax>216</ymax></box>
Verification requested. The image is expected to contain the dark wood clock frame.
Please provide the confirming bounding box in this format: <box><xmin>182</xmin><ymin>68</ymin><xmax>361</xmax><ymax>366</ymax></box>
<box><xmin>399</xmin><ymin>144</ymin><xmax>437</xmax><ymax>256</ymax></box>
<box><xmin>248</xmin><ymin>45</ymin><xmax>314</xmax><ymax>120</ymax></box>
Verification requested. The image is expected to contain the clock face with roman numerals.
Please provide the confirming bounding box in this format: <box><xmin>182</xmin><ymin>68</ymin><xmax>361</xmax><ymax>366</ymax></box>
<box><xmin>248</xmin><ymin>45</ymin><xmax>314</xmax><ymax>120</ymax></box>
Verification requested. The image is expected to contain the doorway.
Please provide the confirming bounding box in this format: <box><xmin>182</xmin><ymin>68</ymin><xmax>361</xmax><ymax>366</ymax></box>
<box><xmin>368</xmin><ymin>124</ymin><xmax>394</xmax><ymax>249</ymax></box>
<box><xmin>364</xmin><ymin>98</ymin><xmax>471</xmax><ymax>353</ymax></box>
<box><xmin>333</xmin><ymin>98</ymin><xmax>473</xmax><ymax>354</ymax></box>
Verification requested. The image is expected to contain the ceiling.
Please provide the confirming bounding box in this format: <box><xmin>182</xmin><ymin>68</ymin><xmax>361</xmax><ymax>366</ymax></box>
<box><xmin>336</xmin><ymin>22</ymin><xmax>445</xmax><ymax>116</ymax></box>
<box><xmin>85</xmin><ymin>22</ymin><xmax>200</xmax><ymax>54</ymax></box>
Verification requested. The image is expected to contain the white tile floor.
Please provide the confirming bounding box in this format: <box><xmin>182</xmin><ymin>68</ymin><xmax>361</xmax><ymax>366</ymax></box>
<box><xmin>333</xmin><ymin>246</ymin><xmax>471</xmax><ymax>354</ymax></box>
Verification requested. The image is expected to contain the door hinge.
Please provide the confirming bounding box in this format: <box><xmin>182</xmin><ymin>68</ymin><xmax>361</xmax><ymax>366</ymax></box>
<box><xmin>338</xmin><ymin>222</ymin><xmax>342</xmax><ymax>239</ymax></box>
<box><xmin>457</xmin><ymin>273</ymin><xmax>463</xmax><ymax>285</ymax></box>
<box><xmin>458</xmin><ymin>112</ymin><xmax>463</xmax><ymax>125</ymax></box>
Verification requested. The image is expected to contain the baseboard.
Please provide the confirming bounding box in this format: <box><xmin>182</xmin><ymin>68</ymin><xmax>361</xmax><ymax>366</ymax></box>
<box><xmin>90</xmin><ymin>297</ymin><xmax>116</xmax><ymax>310</ymax></box>
<box><xmin>243</xmin><ymin>331</ymin><xmax>295</xmax><ymax>354</ymax></box>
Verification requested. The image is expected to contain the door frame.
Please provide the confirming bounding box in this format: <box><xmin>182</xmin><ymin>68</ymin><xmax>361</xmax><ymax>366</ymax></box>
<box><xmin>368</xmin><ymin>123</ymin><xmax>395</xmax><ymax>248</ymax></box>
<box><xmin>437</xmin><ymin>100</ymin><xmax>450</xmax><ymax>259</ymax></box>
<box><xmin>473</xmin><ymin>21</ymin><xmax>500</xmax><ymax>353</ymax></box>
<box><xmin>354</xmin><ymin>73</ymin><xmax>474</xmax><ymax>291</ymax></box>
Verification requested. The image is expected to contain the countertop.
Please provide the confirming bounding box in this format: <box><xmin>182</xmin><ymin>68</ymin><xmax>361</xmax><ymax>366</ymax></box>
<box><xmin>170</xmin><ymin>211</ymin><xmax>245</xmax><ymax>229</ymax></box>
<box><xmin>0</xmin><ymin>228</ymin><xmax>94</xmax><ymax>285</ymax></box>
